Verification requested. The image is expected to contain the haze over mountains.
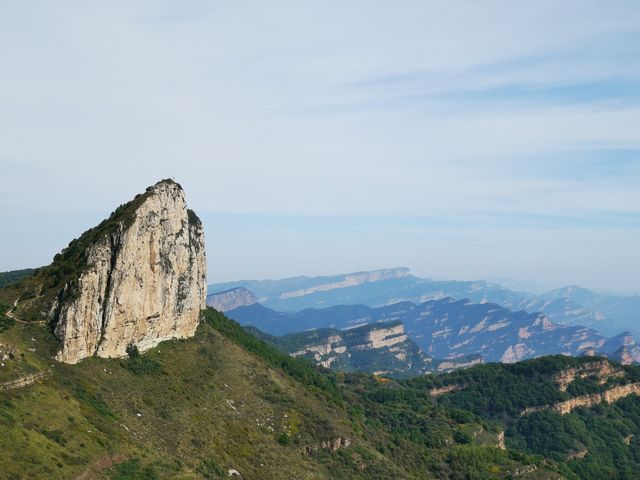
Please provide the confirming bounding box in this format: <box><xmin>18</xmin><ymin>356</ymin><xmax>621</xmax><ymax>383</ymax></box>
<box><xmin>208</xmin><ymin>268</ymin><xmax>640</xmax><ymax>372</ymax></box>
<box><xmin>209</xmin><ymin>267</ymin><xmax>640</xmax><ymax>337</ymax></box>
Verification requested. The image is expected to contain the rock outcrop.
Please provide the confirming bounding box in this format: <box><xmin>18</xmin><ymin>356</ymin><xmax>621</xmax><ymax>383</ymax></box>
<box><xmin>53</xmin><ymin>180</ymin><xmax>207</xmax><ymax>364</ymax></box>
<box><xmin>290</xmin><ymin>334</ymin><xmax>347</xmax><ymax>368</ymax></box>
<box><xmin>435</xmin><ymin>355</ymin><xmax>483</xmax><ymax>372</ymax></box>
<box><xmin>289</xmin><ymin>322</ymin><xmax>409</xmax><ymax>368</ymax></box>
<box><xmin>429</xmin><ymin>384</ymin><xmax>466</xmax><ymax>397</ymax></box>
<box><xmin>303</xmin><ymin>437</ymin><xmax>351</xmax><ymax>454</ymax></box>
<box><xmin>347</xmin><ymin>322</ymin><xmax>407</xmax><ymax>350</ymax></box>
<box><xmin>206</xmin><ymin>287</ymin><xmax>257</xmax><ymax>312</ymax></box>
<box><xmin>552</xmin><ymin>360</ymin><xmax>622</xmax><ymax>391</ymax></box>
<box><xmin>522</xmin><ymin>383</ymin><xmax>640</xmax><ymax>416</ymax></box>
<box><xmin>0</xmin><ymin>370</ymin><xmax>50</xmax><ymax>391</ymax></box>
<box><xmin>275</xmin><ymin>321</ymin><xmax>434</xmax><ymax>376</ymax></box>
<box><xmin>552</xmin><ymin>383</ymin><xmax>640</xmax><ymax>415</ymax></box>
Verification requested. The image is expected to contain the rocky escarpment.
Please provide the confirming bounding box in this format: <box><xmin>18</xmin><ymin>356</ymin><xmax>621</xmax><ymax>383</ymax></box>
<box><xmin>290</xmin><ymin>333</ymin><xmax>346</xmax><ymax>368</ymax></box>
<box><xmin>0</xmin><ymin>370</ymin><xmax>50</xmax><ymax>391</ymax></box>
<box><xmin>289</xmin><ymin>321</ymin><xmax>409</xmax><ymax>368</ymax></box>
<box><xmin>303</xmin><ymin>437</ymin><xmax>351</xmax><ymax>454</ymax></box>
<box><xmin>522</xmin><ymin>383</ymin><xmax>640</xmax><ymax>416</ymax></box>
<box><xmin>346</xmin><ymin>321</ymin><xmax>407</xmax><ymax>350</ymax></box>
<box><xmin>50</xmin><ymin>180</ymin><xmax>207</xmax><ymax>363</ymax></box>
<box><xmin>553</xmin><ymin>383</ymin><xmax>640</xmax><ymax>414</ymax></box>
<box><xmin>552</xmin><ymin>360</ymin><xmax>622</xmax><ymax>391</ymax></box>
<box><xmin>435</xmin><ymin>355</ymin><xmax>483</xmax><ymax>372</ymax></box>
<box><xmin>206</xmin><ymin>287</ymin><xmax>257</xmax><ymax>312</ymax></box>
<box><xmin>264</xmin><ymin>321</ymin><xmax>434</xmax><ymax>377</ymax></box>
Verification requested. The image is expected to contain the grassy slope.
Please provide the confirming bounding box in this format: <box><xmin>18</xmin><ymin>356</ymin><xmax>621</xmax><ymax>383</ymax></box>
<box><xmin>0</xmin><ymin>318</ymin><xmax>395</xmax><ymax>480</ymax></box>
<box><xmin>0</xmin><ymin>308</ymin><xmax>564</xmax><ymax>480</ymax></box>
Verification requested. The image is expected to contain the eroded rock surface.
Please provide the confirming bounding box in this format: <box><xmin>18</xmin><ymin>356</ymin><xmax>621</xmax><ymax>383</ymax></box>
<box><xmin>53</xmin><ymin>180</ymin><xmax>207</xmax><ymax>363</ymax></box>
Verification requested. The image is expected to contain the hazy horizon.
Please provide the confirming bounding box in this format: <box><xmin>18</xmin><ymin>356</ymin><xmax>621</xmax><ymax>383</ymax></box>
<box><xmin>2</xmin><ymin>1</ymin><xmax>639</xmax><ymax>293</ymax></box>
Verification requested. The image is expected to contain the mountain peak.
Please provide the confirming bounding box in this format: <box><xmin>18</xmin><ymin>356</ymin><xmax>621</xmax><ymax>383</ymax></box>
<box><xmin>13</xmin><ymin>180</ymin><xmax>207</xmax><ymax>364</ymax></box>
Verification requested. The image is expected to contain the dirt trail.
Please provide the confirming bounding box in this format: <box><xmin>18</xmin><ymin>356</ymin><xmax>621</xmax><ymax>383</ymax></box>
<box><xmin>5</xmin><ymin>298</ymin><xmax>46</xmax><ymax>325</ymax></box>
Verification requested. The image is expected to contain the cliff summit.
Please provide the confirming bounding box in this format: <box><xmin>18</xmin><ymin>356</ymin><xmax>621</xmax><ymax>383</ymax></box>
<box><xmin>46</xmin><ymin>179</ymin><xmax>206</xmax><ymax>363</ymax></box>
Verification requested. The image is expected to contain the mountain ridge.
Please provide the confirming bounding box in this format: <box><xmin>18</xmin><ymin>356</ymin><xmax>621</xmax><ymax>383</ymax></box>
<box><xmin>227</xmin><ymin>298</ymin><xmax>640</xmax><ymax>365</ymax></box>
<box><xmin>210</xmin><ymin>268</ymin><xmax>640</xmax><ymax>338</ymax></box>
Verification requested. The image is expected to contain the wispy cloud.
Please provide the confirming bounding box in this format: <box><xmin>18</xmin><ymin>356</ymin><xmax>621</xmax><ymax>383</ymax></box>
<box><xmin>1</xmin><ymin>0</ymin><xmax>639</xmax><ymax>291</ymax></box>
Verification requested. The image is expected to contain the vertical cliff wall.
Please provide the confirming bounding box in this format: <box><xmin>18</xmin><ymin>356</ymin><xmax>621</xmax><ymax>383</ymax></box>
<box><xmin>52</xmin><ymin>180</ymin><xmax>207</xmax><ymax>364</ymax></box>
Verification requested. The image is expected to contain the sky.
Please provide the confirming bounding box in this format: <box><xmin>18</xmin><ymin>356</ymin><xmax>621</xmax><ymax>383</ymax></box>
<box><xmin>1</xmin><ymin>1</ymin><xmax>639</xmax><ymax>294</ymax></box>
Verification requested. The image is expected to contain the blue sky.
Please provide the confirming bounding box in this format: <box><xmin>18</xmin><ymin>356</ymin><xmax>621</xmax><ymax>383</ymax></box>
<box><xmin>1</xmin><ymin>1</ymin><xmax>639</xmax><ymax>293</ymax></box>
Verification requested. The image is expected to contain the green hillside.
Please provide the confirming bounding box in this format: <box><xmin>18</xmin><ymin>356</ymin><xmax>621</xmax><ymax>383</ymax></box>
<box><xmin>0</xmin><ymin>269</ymin><xmax>36</xmax><ymax>289</ymax></box>
<box><xmin>2</xmin><ymin>279</ymin><xmax>640</xmax><ymax>479</ymax></box>
<box><xmin>0</xmin><ymin>305</ymin><xmax>565</xmax><ymax>480</ymax></box>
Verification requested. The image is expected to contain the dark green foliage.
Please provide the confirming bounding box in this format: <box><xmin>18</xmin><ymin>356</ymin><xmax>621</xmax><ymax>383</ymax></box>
<box><xmin>121</xmin><ymin>348</ymin><xmax>163</xmax><ymax>376</ymax></box>
<box><xmin>566</xmin><ymin>375</ymin><xmax>607</xmax><ymax>396</ymax></box>
<box><xmin>406</xmin><ymin>355</ymin><xmax>615</xmax><ymax>418</ymax></box>
<box><xmin>453</xmin><ymin>428</ymin><xmax>472</xmax><ymax>444</ymax></box>
<box><xmin>277</xmin><ymin>433</ymin><xmax>292</xmax><ymax>445</ymax></box>
<box><xmin>508</xmin><ymin>396</ymin><xmax>640</xmax><ymax>477</ymax></box>
<box><xmin>196</xmin><ymin>458</ymin><xmax>225</xmax><ymax>478</ymax></box>
<box><xmin>510</xmin><ymin>410</ymin><xmax>589</xmax><ymax>460</ymax></box>
<box><xmin>0</xmin><ymin>302</ymin><xmax>15</xmax><ymax>332</ymax></box>
<box><xmin>127</xmin><ymin>344</ymin><xmax>141</xmax><ymax>359</ymax></box>
<box><xmin>42</xmin><ymin>429</ymin><xmax>67</xmax><ymax>446</ymax></box>
<box><xmin>445</xmin><ymin>445</ymin><xmax>521</xmax><ymax>480</ymax></box>
<box><xmin>0</xmin><ymin>269</ymin><xmax>35</xmax><ymax>288</ymax></box>
<box><xmin>108</xmin><ymin>459</ymin><xmax>159</xmax><ymax>480</ymax></box>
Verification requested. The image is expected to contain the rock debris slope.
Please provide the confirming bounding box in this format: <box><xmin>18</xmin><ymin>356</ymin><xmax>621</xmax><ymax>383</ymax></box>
<box><xmin>52</xmin><ymin>179</ymin><xmax>207</xmax><ymax>363</ymax></box>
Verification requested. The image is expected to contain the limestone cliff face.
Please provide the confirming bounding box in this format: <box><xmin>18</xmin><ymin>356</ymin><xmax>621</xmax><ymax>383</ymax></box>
<box><xmin>53</xmin><ymin>180</ymin><xmax>207</xmax><ymax>364</ymax></box>
<box><xmin>552</xmin><ymin>360</ymin><xmax>622</xmax><ymax>391</ymax></box>
<box><xmin>348</xmin><ymin>322</ymin><xmax>407</xmax><ymax>351</ymax></box>
<box><xmin>522</xmin><ymin>383</ymin><xmax>640</xmax><ymax>416</ymax></box>
<box><xmin>436</xmin><ymin>356</ymin><xmax>483</xmax><ymax>372</ymax></box>
<box><xmin>291</xmin><ymin>334</ymin><xmax>347</xmax><ymax>368</ymax></box>
<box><xmin>551</xmin><ymin>383</ymin><xmax>640</xmax><ymax>414</ymax></box>
<box><xmin>284</xmin><ymin>321</ymin><xmax>434</xmax><ymax>376</ymax></box>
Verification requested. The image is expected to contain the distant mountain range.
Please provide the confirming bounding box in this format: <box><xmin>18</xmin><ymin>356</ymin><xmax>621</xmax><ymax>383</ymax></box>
<box><xmin>226</xmin><ymin>299</ymin><xmax>640</xmax><ymax>366</ymax></box>
<box><xmin>209</xmin><ymin>267</ymin><xmax>640</xmax><ymax>337</ymax></box>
